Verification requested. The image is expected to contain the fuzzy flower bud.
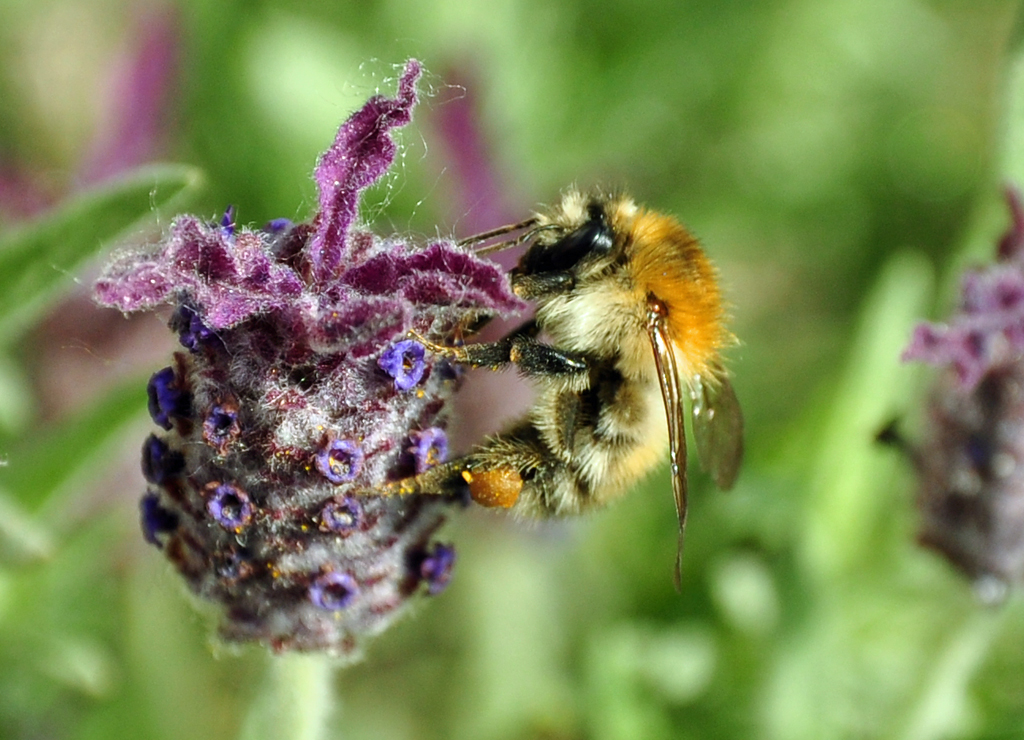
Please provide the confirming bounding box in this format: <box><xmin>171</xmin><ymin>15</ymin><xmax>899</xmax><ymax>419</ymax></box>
<box><xmin>95</xmin><ymin>60</ymin><xmax>525</xmax><ymax>656</ymax></box>
<box><xmin>902</xmin><ymin>186</ymin><xmax>1024</xmax><ymax>599</ymax></box>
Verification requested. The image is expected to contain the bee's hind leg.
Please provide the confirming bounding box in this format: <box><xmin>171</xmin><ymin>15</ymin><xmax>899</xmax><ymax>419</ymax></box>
<box><xmin>392</xmin><ymin>423</ymin><xmax>574</xmax><ymax>516</ymax></box>
<box><xmin>384</xmin><ymin>452</ymin><xmax>526</xmax><ymax>510</ymax></box>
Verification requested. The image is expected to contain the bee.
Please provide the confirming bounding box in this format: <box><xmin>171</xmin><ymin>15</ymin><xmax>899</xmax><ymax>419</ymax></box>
<box><xmin>399</xmin><ymin>190</ymin><xmax>743</xmax><ymax>586</ymax></box>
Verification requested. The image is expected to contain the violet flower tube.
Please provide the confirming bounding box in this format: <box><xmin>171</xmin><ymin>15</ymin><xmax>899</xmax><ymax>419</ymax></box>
<box><xmin>94</xmin><ymin>60</ymin><xmax>525</xmax><ymax>656</ymax></box>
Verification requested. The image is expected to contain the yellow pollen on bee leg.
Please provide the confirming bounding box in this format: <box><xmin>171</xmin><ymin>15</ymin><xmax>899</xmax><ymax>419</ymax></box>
<box><xmin>468</xmin><ymin>468</ymin><xmax>522</xmax><ymax>508</ymax></box>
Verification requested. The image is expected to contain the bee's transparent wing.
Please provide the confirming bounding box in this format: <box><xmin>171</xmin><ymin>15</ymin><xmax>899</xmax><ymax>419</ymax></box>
<box><xmin>646</xmin><ymin>302</ymin><xmax>688</xmax><ymax>591</ymax></box>
<box><xmin>690</xmin><ymin>368</ymin><xmax>743</xmax><ymax>490</ymax></box>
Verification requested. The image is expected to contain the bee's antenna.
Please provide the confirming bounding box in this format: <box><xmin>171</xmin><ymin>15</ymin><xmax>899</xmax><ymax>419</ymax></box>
<box><xmin>456</xmin><ymin>218</ymin><xmax>539</xmax><ymax>248</ymax></box>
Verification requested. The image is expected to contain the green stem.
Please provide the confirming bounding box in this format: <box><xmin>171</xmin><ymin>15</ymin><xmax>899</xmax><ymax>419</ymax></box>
<box><xmin>239</xmin><ymin>653</ymin><xmax>338</xmax><ymax>740</ymax></box>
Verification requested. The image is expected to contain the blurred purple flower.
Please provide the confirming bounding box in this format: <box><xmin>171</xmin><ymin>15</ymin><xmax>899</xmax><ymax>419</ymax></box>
<box><xmin>417</xmin><ymin>542</ymin><xmax>456</xmax><ymax>595</ymax></box>
<box><xmin>2</xmin><ymin>6</ymin><xmax>181</xmax><ymax>222</ymax></box>
<box><xmin>427</xmin><ymin>65</ymin><xmax>536</xmax><ymax>452</ymax></box>
<box><xmin>902</xmin><ymin>185</ymin><xmax>1024</xmax><ymax>597</ymax></box>
<box><xmin>94</xmin><ymin>61</ymin><xmax>524</xmax><ymax>656</ymax></box>
<box><xmin>81</xmin><ymin>6</ymin><xmax>180</xmax><ymax>184</ymax></box>
<box><xmin>903</xmin><ymin>187</ymin><xmax>1024</xmax><ymax>389</ymax></box>
<box><xmin>432</xmin><ymin>66</ymin><xmax>516</xmax><ymax>236</ymax></box>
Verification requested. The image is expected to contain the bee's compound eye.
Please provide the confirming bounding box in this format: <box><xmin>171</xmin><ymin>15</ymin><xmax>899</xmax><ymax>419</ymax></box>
<box><xmin>523</xmin><ymin>206</ymin><xmax>614</xmax><ymax>274</ymax></box>
<box><xmin>463</xmin><ymin>467</ymin><xmax>522</xmax><ymax>508</ymax></box>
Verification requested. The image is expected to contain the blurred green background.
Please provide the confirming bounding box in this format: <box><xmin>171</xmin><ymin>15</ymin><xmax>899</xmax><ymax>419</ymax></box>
<box><xmin>2</xmin><ymin>0</ymin><xmax>1024</xmax><ymax>738</ymax></box>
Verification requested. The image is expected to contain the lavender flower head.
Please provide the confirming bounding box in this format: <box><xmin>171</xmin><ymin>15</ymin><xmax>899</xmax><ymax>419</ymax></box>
<box><xmin>902</xmin><ymin>186</ymin><xmax>1024</xmax><ymax>598</ymax></box>
<box><xmin>94</xmin><ymin>60</ymin><xmax>524</xmax><ymax>656</ymax></box>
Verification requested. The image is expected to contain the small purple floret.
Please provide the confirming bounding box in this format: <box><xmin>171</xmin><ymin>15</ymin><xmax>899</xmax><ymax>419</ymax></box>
<box><xmin>418</xmin><ymin>542</ymin><xmax>456</xmax><ymax>595</ymax></box>
<box><xmin>264</xmin><ymin>217</ymin><xmax>292</xmax><ymax>233</ymax></box>
<box><xmin>206</xmin><ymin>483</ymin><xmax>254</xmax><ymax>530</ymax></box>
<box><xmin>141</xmin><ymin>434</ymin><xmax>184</xmax><ymax>484</ymax></box>
<box><xmin>140</xmin><ymin>492</ymin><xmax>178</xmax><ymax>546</ymax></box>
<box><xmin>216</xmin><ymin>549</ymin><xmax>252</xmax><ymax>581</ymax></box>
<box><xmin>315</xmin><ymin>439</ymin><xmax>364</xmax><ymax>484</ymax></box>
<box><xmin>320</xmin><ymin>497</ymin><xmax>363</xmax><ymax>533</ymax></box>
<box><xmin>203</xmin><ymin>404</ymin><xmax>240</xmax><ymax>452</ymax></box>
<box><xmin>378</xmin><ymin>339</ymin><xmax>426</xmax><ymax>391</ymax></box>
<box><xmin>410</xmin><ymin>427</ymin><xmax>448</xmax><ymax>474</ymax></box>
<box><xmin>220</xmin><ymin>204</ymin><xmax>236</xmax><ymax>238</ymax></box>
<box><xmin>171</xmin><ymin>305</ymin><xmax>220</xmax><ymax>352</ymax></box>
<box><xmin>309</xmin><ymin>572</ymin><xmax>359</xmax><ymax>611</ymax></box>
<box><xmin>147</xmin><ymin>367</ymin><xmax>189</xmax><ymax>429</ymax></box>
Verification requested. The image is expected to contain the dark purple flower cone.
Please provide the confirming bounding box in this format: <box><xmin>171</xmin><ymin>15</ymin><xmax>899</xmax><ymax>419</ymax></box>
<box><xmin>903</xmin><ymin>186</ymin><xmax>1024</xmax><ymax>598</ymax></box>
<box><xmin>95</xmin><ymin>60</ymin><xmax>525</xmax><ymax>656</ymax></box>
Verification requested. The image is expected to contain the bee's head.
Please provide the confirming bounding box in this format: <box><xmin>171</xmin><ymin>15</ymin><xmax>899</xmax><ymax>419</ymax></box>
<box><xmin>515</xmin><ymin>192</ymin><xmax>632</xmax><ymax>282</ymax></box>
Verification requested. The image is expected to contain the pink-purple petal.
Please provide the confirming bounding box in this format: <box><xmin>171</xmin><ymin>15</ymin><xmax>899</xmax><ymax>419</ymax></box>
<box><xmin>309</xmin><ymin>60</ymin><xmax>422</xmax><ymax>285</ymax></box>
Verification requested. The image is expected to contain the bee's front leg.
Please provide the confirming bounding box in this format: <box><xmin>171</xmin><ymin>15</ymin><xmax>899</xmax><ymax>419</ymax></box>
<box><xmin>412</xmin><ymin>319</ymin><xmax>590</xmax><ymax>378</ymax></box>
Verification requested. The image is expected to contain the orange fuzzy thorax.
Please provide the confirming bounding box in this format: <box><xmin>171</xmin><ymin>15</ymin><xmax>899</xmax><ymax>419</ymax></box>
<box><xmin>625</xmin><ymin>209</ymin><xmax>729</xmax><ymax>378</ymax></box>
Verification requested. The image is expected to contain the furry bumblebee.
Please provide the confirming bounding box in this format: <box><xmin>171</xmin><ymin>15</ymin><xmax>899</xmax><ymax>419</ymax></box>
<box><xmin>397</xmin><ymin>190</ymin><xmax>742</xmax><ymax>585</ymax></box>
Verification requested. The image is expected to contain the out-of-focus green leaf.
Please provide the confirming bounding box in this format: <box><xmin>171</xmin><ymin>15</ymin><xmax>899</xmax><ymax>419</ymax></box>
<box><xmin>0</xmin><ymin>377</ymin><xmax>144</xmax><ymax>512</ymax></box>
<box><xmin>0</xmin><ymin>490</ymin><xmax>53</xmax><ymax>564</ymax></box>
<box><xmin>0</xmin><ymin>355</ymin><xmax>33</xmax><ymax>437</ymax></box>
<box><xmin>0</xmin><ymin>164</ymin><xmax>203</xmax><ymax>346</ymax></box>
<box><xmin>802</xmin><ymin>251</ymin><xmax>934</xmax><ymax>582</ymax></box>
